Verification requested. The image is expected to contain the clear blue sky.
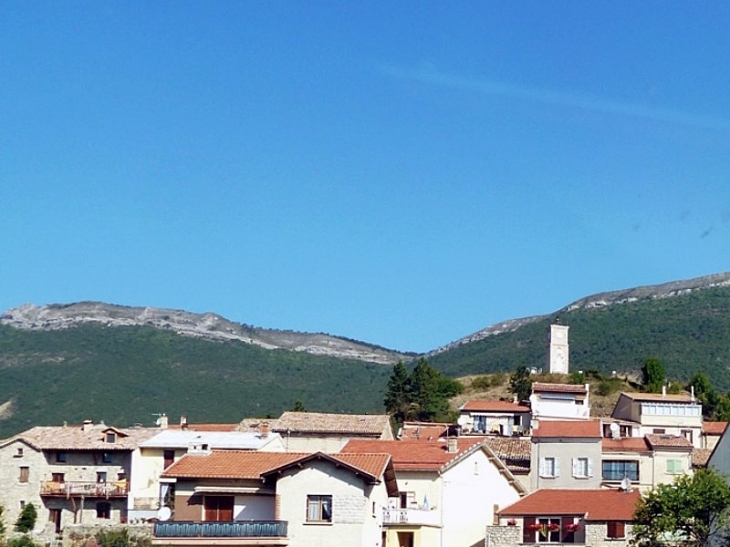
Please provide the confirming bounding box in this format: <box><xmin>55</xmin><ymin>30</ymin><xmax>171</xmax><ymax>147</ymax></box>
<box><xmin>2</xmin><ymin>2</ymin><xmax>729</xmax><ymax>353</ymax></box>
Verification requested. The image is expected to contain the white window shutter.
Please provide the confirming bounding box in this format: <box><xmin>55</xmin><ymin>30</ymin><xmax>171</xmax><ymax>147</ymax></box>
<box><xmin>555</xmin><ymin>458</ymin><xmax>561</xmax><ymax>477</ymax></box>
<box><xmin>572</xmin><ymin>458</ymin><xmax>578</xmax><ymax>477</ymax></box>
<box><xmin>588</xmin><ymin>458</ymin><xmax>594</xmax><ymax>477</ymax></box>
<box><xmin>539</xmin><ymin>458</ymin><xmax>546</xmax><ymax>477</ymax></box>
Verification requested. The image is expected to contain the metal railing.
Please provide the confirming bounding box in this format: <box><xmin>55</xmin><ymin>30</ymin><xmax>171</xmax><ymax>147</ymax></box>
<box><xmin>154</xmin><ymin>521</ymin><xmax>288</xmax><ymax>538</ymax></box>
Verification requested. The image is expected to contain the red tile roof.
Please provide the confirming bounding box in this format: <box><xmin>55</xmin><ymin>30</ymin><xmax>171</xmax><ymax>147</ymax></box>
<box><xmin>693</xmin><ymin>448</ymin><xmax>712</xmax><ymax>468</ymax></box>
<box><xmin>532</xmin><ymin>383</ymin><xmax>587</xmax><ymax>394</ymax></box>
<box><xmin>703</xmin><ymin>421</ymin><xmax>728</xmax><ymax>435</ymax></box>
<box><xmin>602</xmin><ymin>437</ymin><xmax>650</xmax><ymax>453</ymax></box>
<box><xmin>341</xmin><ymin>438</ymin><xmax>484</xmax><ymax>472</ymax></box>
<box><xmin>162</xmin><ymin>450</ymin><xmax>392</xmax><ymax>482</ymax></box>
<box><xmin>532</xmin><ymin>420</ymin><xmax>602</xmax><ymax>439</ymax></box>
<box><xmin>460</xmin><ymin>400</ymin><xmax>531</xmax><ymax>413</ymax></box>
<box><xmin>645</xmin><ymin>434</ymin><xmax>693</xmax><ymax>450</ymax></box>
<box><xmin>499</xmin><ymin>489</ymin><xmax>641</xmax><ymax>521</ymax></box>
<box><xmin>398</xmin><ymin>422</ymin><xmax>450</xmax><ymax>441</ymax></box>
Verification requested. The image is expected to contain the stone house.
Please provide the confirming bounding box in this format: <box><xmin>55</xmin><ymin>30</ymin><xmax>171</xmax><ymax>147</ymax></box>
<box><xmin>0</xmin><ymin>421</ymin><xmax>157</xmax><ymax>535</ymax></box>
<box><xmin>151</xmin><ymin>448</ymin><xmax>397</xmax><ymax>547</ymax></box>
<box><xmin>493</xmin><ymin>488</ymin><xmax>641</xmax><ymax>547</ymax></box>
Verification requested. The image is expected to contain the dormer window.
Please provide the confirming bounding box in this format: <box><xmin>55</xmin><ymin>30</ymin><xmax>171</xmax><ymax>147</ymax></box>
<box><xmin>106</xmin><ymin>432</ymin><xmax>116</xmax><ymax>443</ymax></box>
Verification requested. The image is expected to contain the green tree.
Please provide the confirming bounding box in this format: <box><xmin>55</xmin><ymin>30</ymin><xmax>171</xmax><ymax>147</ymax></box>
<box><xmin>641</xmin><ymin>358</ymin><xmax>666</xmax><ymax>393</ymax></box>
<box><xmin>383</xmin><ymin>358</ymin><xmax>463</xmax><ymax>423</ymax></box>
<box><xmin>383</xmin><ymin>362</ymin><xmax>411</xmax><ymax>424</ymax></box>
<box><xmin>509</xmin><ymin>366</ymin><xmax>532</xmax><ymax>402</ymax></box>
<box><xmin>96</xmin><ymin>527</ymin><xmax>151</xmax><ymax>547</ymax></box>
<box><xmin>632</xmin><ymin>468</ymin><xmax>730</xmax><ymax>547</ymax></box>
<box><xmin>291</xmin><ymin>400</ymin><xmax>305</xmax><ymax>412</ymax></box>
<box><xmin>7</xmin><ymin>536</ymin><xmax>39</xmax><ymax>547</ymax></box>
<box><xmin>14</xmin><ymin>503</ymin><xmax>36</xmax><ymax>533</ymax></box>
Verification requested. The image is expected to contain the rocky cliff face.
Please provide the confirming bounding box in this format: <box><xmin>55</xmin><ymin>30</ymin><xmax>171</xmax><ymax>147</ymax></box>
<box><xmin>0</xmin><ymin>302</ymin><xmax>406</xmax><ymax>365</ymax></box>
<box><xmin>430</xmin><ymin>271</ymin><xmax>730</xmax><ymax>356</ymax></box>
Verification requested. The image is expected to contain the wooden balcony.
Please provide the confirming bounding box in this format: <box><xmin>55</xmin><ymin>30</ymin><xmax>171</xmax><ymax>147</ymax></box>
<box><xmin>152</xmin><ymin>522</ymin><xmax>288</xmax><ymax>546</ymax></box>
<box><xmin>40</xmin><ymin>480</ymin><xmax>129</xmax><ymax>498</ymax></box>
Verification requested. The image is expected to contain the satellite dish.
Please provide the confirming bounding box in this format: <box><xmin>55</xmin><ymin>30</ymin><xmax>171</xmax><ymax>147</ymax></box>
<box><xmin>609</xmin><ymin>423</ymin><xmax>620</xmax><ymax>438</ymax></box>
<box><xmin>157</xmin><ymin>506</ymin><xmax>172</xmax><ymax>521</ymax></box>
<box><xmin>619</xmin><ymin>476</ymin><xmax>631</xmax><ymax>491</ymax></box>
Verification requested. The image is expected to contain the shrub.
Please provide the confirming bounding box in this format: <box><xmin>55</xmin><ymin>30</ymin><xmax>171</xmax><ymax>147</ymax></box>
<box><xmin>7</xmin><ymin>535</ymin><xmax>39</xmax><ymax>547</ymax></box>
<box><xmin>96</xmin><ymin>528</ymin><xmax>151</xmax><ymax>547</ymax></box>
<box><xmin>14</xmin><ymin>504</ymin><xmax>36</xmax><ymax>533</ymax></box>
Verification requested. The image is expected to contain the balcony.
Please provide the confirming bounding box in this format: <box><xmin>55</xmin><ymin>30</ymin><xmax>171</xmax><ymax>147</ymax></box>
<box><xmin>40</xmin><ymin>480</ymin><xmax>128</xmax><ymax>498</ymax></box>
<box><xmin>153</xmin><ymin>522</ymin><xmax>288</xmax><ymax>546</ymax></box>
<box><xmin>382</xmin><ymin>508</ymin><xmax>441</xmax><ymax>527</ymax></box>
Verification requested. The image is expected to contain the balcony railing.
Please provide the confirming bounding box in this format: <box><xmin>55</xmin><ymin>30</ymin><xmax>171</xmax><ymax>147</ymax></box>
<box><xmin>154</xmin><ymin>521</ymin><xmax>288</xmax><ymax>539</ymax></box>
<box><xmin>40</xmin><ymin>480</ymin><xmax>128</xmax><ymax>497</ymax></box>
<box><xmin>382</xmin><ymin>508</ymin><xmax>441</xmax><ymax>527</ymax></box>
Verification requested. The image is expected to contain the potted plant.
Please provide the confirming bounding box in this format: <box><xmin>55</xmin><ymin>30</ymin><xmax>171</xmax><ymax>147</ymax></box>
<box><xmin>565</xmin><ymin>523</ymin><xmax>581</xmax><ymax>533</ymax></box>
<box><xmin>507</xmin><ymin>518</ymin><xmax>517</xmax><ymax>526</ymax></box>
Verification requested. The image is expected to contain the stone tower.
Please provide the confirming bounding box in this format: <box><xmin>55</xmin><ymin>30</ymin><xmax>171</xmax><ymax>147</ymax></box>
<box><xmin>548</xmin><ymin>322</ymin><xmax>570</xmax><ymax>374</ymax></box>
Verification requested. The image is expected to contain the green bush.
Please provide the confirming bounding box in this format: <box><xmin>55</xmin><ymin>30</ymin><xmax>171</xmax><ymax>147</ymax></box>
<box><xmin>96</xmin><ymin>528</ymin><xmax>150</xmax><ymax>547</ymax></box>
<box><xmin>470</xmin><ymin>376</ymin><xmax>492</xmax><ymax>391</ymax></box>
<box><xmin>14</xmin><ymin>504</ymin><xmax>36</xmax><ymax>533</ymax></box>
<box><xmin>7</xmin><ymin>535</ymin><xmax>39</xmax><ymax>547</ymax></box>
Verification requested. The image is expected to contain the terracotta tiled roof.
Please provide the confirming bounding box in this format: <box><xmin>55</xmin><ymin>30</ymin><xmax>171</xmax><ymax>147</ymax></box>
<box><xmin>532</xmin><ymin>383</ymin><xmax>587</xmax><ymax>394</ymax></box>
<box><xmin>602</xmin><ymin>437</ymin><xmax>650</xmax><ymax>453</ymax></box>
<box><xmin>620</xmin><ymin>392</ymin><xmax>696</xmax><ymax>403</ymax></box>
<box><xmin>341</xmin><ymin>438</ymin><xmax>484</xmax><ymax>472</ymax></box>
<box><xmin>703</xmin><ymin>421</ymin><xmax>728</xmax><ymax>435</ymax></box>
<box><xmin>262</xmin><ymin>452</ymin><xmax>392</xmax><ymax>482</ymax></box>
<box><xmin>398</xmin><ymin>422</ymin><xmax>450</xmax><ymax>441</ymax></box>
<box><xmin>692</xmin><ymin>448</ymin><xmax>712</xmax><ymax>468</ymax></box>
<box><xmin>532</xmin><ymin>420</ymin><xmax>601</xmax><ymax>439</ymax></box>
<box><xmin>483</xmin><ymin>437</ymin><xmax>531</xmax><ymax>474</ymax></box>
<box><xmin>162</xmin><ymin>449</ymin><xmax>392</xmax><ymax>483</ymax></box>
<box><xmin>271</xmin><ymin>412</ymin><xmax>391</xmax><ymax>436</ymax></box>
<box><xmin>645</xmin><ymin>434</ymin><xmax>693</xmax><ymax>450</ymax></box>
<box><xmin>5</xmin><ymin>423</ymin><xmax>158</xmax><ymax>451</ymax></box>
<box><xmin>460</xmin><ymin>400</ymin><xmax>531</xmax><ymax>413</ymax></box>
<box><xmin>499</xmin><ymin>489</ymin><xmax>641</xmax><ymax>521</ymax></box>
<box><xmin>163</xmin><ymin>450</ymin><xmax>302</xmax><ymax>479</ymax></box>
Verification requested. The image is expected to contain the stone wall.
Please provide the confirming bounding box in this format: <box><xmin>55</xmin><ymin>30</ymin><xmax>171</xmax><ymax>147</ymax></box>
<box><xmin>485</xmin><ymin>523</ymin><xmax>632</xmax><ymax>547</ymax></box>
<box><xmin>62</xmin><ymin>523</ymin><xmax>153</xmax><ymax>547</ymax></box>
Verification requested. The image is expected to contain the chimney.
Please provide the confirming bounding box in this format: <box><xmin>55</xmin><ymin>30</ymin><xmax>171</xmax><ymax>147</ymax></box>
<box><xmin>691</xmin><ymin>386</ymin><xmax>695</xmax><ymax>401</ymax></box>
<box><xmin>260</xmin><ymin>422</ymin><xmax>270</xmax><ymax>438</ymax></box>
<box><xmin>82</xmin><ymin>419</ymin><xmax>93</xmax><ymax>432</ymax></box>
<box><xmin>446</xmin><ymin>437</ymin><xmax>458</xmax><ymax>454</ymax></box>
<box><xmin>662</xmin><ymin>385</ymin><xmax>667</xmax><ymax>397</ymax></box>
<box><xmin>158</xmin><ymin>414</ymin><xmax>169</xmax><ymax>429</ymax></box>
<box><xmin>513</xmin><ymin>394</ymin><xmax>518</xmax><ymax>404</ymax></box>
<box><xmin>180</xmin><ymin>416</ymin><xmax>188</xmax><ymax>430</ymax></box>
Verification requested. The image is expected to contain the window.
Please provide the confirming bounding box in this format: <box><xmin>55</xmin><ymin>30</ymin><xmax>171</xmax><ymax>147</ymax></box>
<box><xmin>539</xmin><ymin>457</ymin><xmax>559</xmax><ymax>478</ymax></box>
<box><xmin>204</xmin><ymin>496</ymin><xmax>233</xmax><ymax>522</ymax></box>
<box><xmin>106</xmin><ymin>432</ymin><xmax>116</xmax><ymax>443</ymax></box>
<box><xmin>15</xmin><ymin>447</ymin><xmax>24</xmax><ymax>457</ymax></box>
<box><xmin>473</xmin><ymin>415</ymin><xmax>487</xmax><ymax>433</ymax></box>
<box><xmin>572</xmin><ymin>457</ymin><xmax>592</xmax><ymax>478</ymax></box>
<box><xmin>56</xmin><ymin>452</ymin><xmax>67</xmax><ymax>463</ymax></box>
<box><xmin>652</xmin><ymin>428</ymin><xmax>666</xmax><ymax>434</ymax></box>
<box><xmin>19</xmin><ymin>467</ymin><xmax>29</xmax><ymax>483</ymax></box>
<box><xmin>307</xmin><ymin>495</ymin><xmax>332</xmax><ymax>523</ymax></box>
<box><xmin>602</xmin><ymin>460</ymin><xmax>639</xmax><ymax>481</ymax></box>
<box><xmin>607</xmin><ymin>521</ymin><xmax>626</xmax><ymax>539</ymax></box>
<box><xmin>52</xmin><ymin>473</ymin><xmax>65</xmax><ymax>483</ymax></box>
<box><xmin>97</xmin><ymin>472</ymin><xmax>107</xmax><ymax>483</ymax></box>
<box><xmin>399</xmin><ymin>491</ymin><xmax>416</xmax><ymax>509</ymax></box>
<box><xmin>524</xmin><ymin>517</ymin><xmax>563</xmax><ymax>543</ymax></box>
<box><xmin>163</xmin><ymin>450</ymin><xmax>175</xmax><ymax>469</ymax></box>
<box><xmin>681</xmin><ymin>429</ymin><xmax>694</xmax><ymax>444</ymax></box>
<box><xmin>102</xmin><ymin>452</ymin><xmax>112</xmax><ymax>464</ymax></box>
<box><xmin>667</xmin><ymin>459</ymin><xmax>683</xmax><ymax>475</ymax></box>
<box><xmin>96</xmin><ymin>502</ymin><xmax>111</xmax><ymax>519</ymax></box>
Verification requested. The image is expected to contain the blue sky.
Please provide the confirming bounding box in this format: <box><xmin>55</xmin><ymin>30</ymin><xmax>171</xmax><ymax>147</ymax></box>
<box><xmin>2</xmin><ymin>2</ymin><xmax>729</xmax><ymax>353</ymax></box>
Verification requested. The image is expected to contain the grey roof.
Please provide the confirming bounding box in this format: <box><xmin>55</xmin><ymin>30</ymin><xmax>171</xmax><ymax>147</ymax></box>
<box><xmin>139</xmin><ymin>429</ymin><xmax>277</xmax><ymax>450</ymax></box>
